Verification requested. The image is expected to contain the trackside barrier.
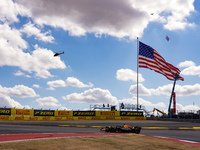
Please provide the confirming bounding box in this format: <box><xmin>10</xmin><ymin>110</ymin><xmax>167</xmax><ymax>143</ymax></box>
<box><xmin>0</xmin><ymin>108</ymin><xmax>145</xmax><ymax>120</ymax></box>
<box><xmin>0</xmin><ymin>116</ymin><xmax>146</xmax><ymax>121</ymax></box>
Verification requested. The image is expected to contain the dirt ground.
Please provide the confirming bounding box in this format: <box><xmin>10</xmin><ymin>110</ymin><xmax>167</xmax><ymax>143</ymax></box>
<box><xmin>0</xmin><ymin>134</ymin><xmax>199</xmax><ymax>150</ymax></box>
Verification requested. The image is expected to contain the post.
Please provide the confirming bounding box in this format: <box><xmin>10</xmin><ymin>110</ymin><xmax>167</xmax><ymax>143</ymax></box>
<box><xmin>173</xmin><ymin>92</ymin><xmax>176</xmax><ymax>114</ymax></box>
<box><xmin>137</xmin><ymin>37</ymin><xmax>139</xmax><ymax>111</ymax></box>
<box><xmin>168</xmin><ymin>73</ymin><xmax>179</xmax><ymax>118</ymax></box>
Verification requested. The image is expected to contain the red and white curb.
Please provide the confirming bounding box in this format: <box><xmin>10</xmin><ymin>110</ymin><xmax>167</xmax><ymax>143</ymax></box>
<box><xmin>150</xmin><ymin>136</ymin><xmax>200</xmax><ymax>147</ymax></box>
<box><xmin>0</xmin><ymin>133</ymin><xmax>127</xmax><ymax>143</ymax></box>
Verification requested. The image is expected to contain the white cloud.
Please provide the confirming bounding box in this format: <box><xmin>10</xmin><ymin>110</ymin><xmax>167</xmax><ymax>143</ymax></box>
<box><xmin>14</xmin><ymin>70</ymin><xmax>31</xmax><ymax>78</ymax></box>
<box><xmin>129</xmin><ymin>83</ymin><xmax>152</xmax><ymax>96</ymax></box>
<box><xmin>0</xmin><ymin>0</ymin><xmax>24</xmax><ymax>23</ymax></box>
<box><xmin>62</xmin><ymin>88</ymin><xmax>118</xmax><ymax>104</ymax></box>
<box><xmin>116</xmin><ymin>69</ymin><xmax>145</xmax><ymax>82</ymax></box>
<box><xmin>164</xmin><ymin>19</ymin><xmax>195</xmax><ymax>31</ymax></box>
<box><xmin>24</xmin><ymin>45</ymin><xmax>67</xmax><ymax>78</ymax></box>
<box><xmin>157</xmin><ymin>83</ymin><xmax>200</xmax><ymax>97</ymax></box>
<box><xmin>14</xmin><ymin>0</ymin><xmax>195</xmax><ymax>39</ymax></box>
<box><xmin>0</xmin><ymin>0</ymin><xmax>31</xmax><ymax>24</ymax></box>
<box><xmin>0</xmin><ymin>84</ymin><xmax>39</xmax><ymax>98</ymax></box>
<box><xmin>20</xmin><ymin>22</ymin><xmax>54</xmax><ymax>43</ymax></box>
<box><xmin>66</xmin><ymin>77</ymin><xmax>94</xmax><ymax>88</ymax></box>
<box><xmin>178</xmin><ymin>61</ymin><xmax>200</xmax><ymax>77</ymax></box>
<box><xmin>0</xmin><ymin>24</ymin><xmax>67</xmax><ymax>78</ymax></box>
<box><xmin>129</xmin><ymin>83</ymin><xmax>200</xmax><ymax>97</ymax></box>
<box><xmin>0</xmin><ymin>94</ymin><xmax>24</xmax><ymax>108</ymax></box>
<box><xmin>47</xmin><ymin>77</ymin><xmax>94</xmax><ymax>90</ymax></box>
<box><xmin>175</xmin><ymin>84</ymin><xmax>200</xmax><ymax>96</ymax></box>
<box><xmin>58</xmin><ymin>106</ymin><xmax>69</xmax><ymax>110</ymax></box>
<box><xmin>176</xmin><ymin>103</ymin><xmax>200</xmax><ymax>113</ymax></box>
<box><xmin>118</xmin><ymin>97</ymin><xmax>166</xmax><ymax>108</ymax></box>
<box><xmin>36</xmin><ymin>96</ymin><xmax>61</xmax><ymax>107</ymax></box>
<box><xmin>132</xmin><ymin>0</ymin><xmax>195</xmax><ymax>31</ymax></box>
<box><xmin>0</xmin><ymin>24</ymin><xmax>27</xmax><ymax>51</ymax></box>
<box><xmin>0</xmin><ymin>84</ymin><xmax>36</xmax><ymax>108</ymax></box>
<box><xmin>0</xmin><ymin>0</ymin><xmax>18</xmax><ymax>23</ymax></box>
<box><xmin>47</xmin><ymin>80</ymin><xmax>66</xmax><ymax>90</ymax></box>
<box><xmin>178</xmin><ymin>60</ymin><xmax>195</xmax><ymax>68</ymax></box>
<box><xmin>32</xmin><ymin>84</ymin><xmax>41</xmax><ymax>88</ymax></box>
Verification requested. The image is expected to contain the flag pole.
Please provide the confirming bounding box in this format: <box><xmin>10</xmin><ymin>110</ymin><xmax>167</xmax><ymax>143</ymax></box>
<box><xmin>137</xmin><ymin>37</ymin><xmax>139</xmax><ymax>111</ymax></box>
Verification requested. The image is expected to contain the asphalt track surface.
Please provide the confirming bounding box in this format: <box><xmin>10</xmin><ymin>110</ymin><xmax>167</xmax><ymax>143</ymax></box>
<box><xmin>0</xmin><ymin>120</ymin><xmax>200</xmax><ymax>147</ymax></box>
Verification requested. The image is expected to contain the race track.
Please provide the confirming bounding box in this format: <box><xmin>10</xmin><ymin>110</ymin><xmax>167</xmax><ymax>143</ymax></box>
<box><xmin>0</xmin><ymin>120</ymin><xmax>200</xmax><ymax>144</ymax></box>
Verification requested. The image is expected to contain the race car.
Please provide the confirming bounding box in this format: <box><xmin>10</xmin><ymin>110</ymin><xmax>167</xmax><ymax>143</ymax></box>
<box><xmin>101</xmin><ymin>124</ymin><xmax>141</xmax><ymax>134</ymax></box>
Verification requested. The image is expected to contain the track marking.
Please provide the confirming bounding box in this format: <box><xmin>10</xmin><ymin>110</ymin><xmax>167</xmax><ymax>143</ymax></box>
<box><xmin>59</xmin><ymin>125</ymin><xmax>200</xmax><ymax>130</ymax></box>
<box><xmin>142</xmin><ymin>127</ymin><xmax>168</xmax><ymax>129</ymax></box>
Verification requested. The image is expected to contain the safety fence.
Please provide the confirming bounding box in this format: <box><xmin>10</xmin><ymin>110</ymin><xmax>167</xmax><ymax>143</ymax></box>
<box><xmin>0</xmin><ymin>108</ymin><xmax>146</xmax><ymax>121</ymax></box>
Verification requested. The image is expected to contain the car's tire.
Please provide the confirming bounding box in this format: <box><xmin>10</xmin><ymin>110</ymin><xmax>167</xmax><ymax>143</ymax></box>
<box><xmin>134</xmin><ymin>126</ymin><xmax>141</xmax><ymax>134</ymax></box>
<box><xmin>118</xmin><ymin>129</ymin><xmax>122</xmax><ymax>133</ymax></box>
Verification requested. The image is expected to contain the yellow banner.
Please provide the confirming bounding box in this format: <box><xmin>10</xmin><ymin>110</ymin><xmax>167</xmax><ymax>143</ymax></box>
<box><xmin>54</xmin><ymin>110</ymin><xmax>73</xmax><ymax>117</ymax></box>
<box><xmin>11</xmin><ymin>108</ymin><xmax>34</xmax><ymax>116</ymax></box>
<box><xmin>96</xmin><ymin>111</ymin><xmax>120</xmax><ymax>116</ymax></box>
<box><xmin>0</xmin><ymin>116</ymin><xmax>10</xmax><ymax>120</ymax></box>
<box><xmin>0</xmin><ymin>116</ymin><xmax>146</xmax><ymax>121</ymax></box>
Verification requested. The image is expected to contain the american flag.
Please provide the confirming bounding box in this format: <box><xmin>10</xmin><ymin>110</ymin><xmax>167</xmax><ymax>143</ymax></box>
<box><xmin>139</xmin><ymin>41</ymin><xmax>184</xmax><ymax>81</ymax></box>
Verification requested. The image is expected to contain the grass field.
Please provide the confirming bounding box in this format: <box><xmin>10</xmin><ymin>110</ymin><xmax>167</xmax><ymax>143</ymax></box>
<box><xmin>0</xmin><ymin>134</ymin><xmax>199</xmax><ymax>150</ymax></box>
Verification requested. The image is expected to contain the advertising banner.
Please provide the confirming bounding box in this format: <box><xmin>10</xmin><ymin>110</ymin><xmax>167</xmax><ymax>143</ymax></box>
<box><xmin>91</xmin><ymin>116</ymin><xmax>101</xmax><ymax>120</ymax></box>
<box><xmin>29</xmin><ymin>117</ymin><xmax>38</xmax><ymax>121</ymax></box>
<box><xmin>0</xmin><ymin>108</ymin><xmax>11</xmax><ymax>115</ymax></box>
<box><xmin>96</xmin><ymin>111</ymin><xmax>120</xmax><ymax>116</ymax></box>
<box><xmin>55</xmin><ymin>110</ymin><xmax>73</xmax><ymax>116</ymax></box>
<box><xmin>106</xmin><ymin>117</ymin><xmax>115</xmax><ymax>120</ymax></box>
<box><xmin>120</xmin><ymin>111</ymin><xmax>143</xmax><ymax>116</ymax></box>
<box><xmin>73</xmin><ymin>111</ymin><xmax>95</xmax><ymax>116</ymax></box>
<box><xmin>14</xmin><ymin>109</ymin><xmax>33</xmax><ymax>116</ymax></box>
<box><xmin>34</xmin><ymin>110</ymin><xmax>54</xmax><ymax>116</ymax></box>
<box><xmin>120</xmin><ymin>117</ymin><xmax>131</xmax><ymax>120</ymax></box>
<box><xmin>0</xmin><ymin>116</ymin><xmax>10</xmax><ymax>120</ymax></box>
<box><xmin>15</xmin><ymin>116</ymin><xmax>24</xmax><ymax>120</ymax></box>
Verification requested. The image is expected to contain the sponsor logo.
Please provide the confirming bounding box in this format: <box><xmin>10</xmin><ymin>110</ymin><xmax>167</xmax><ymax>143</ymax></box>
<box><xmin>135</xmin><ymin>117</ymin><xmax>146</xmax><ymax>120</ymax></box>
<box><xmin>0</xmin><ymin>116</ymin><xmax>9</xmax><ymax>120</ymax></box>
<box><xmin>92</xmin><ymin>117</ymin><xmax>101</xmax><ymax>120</ymax></box>
<box><xmin>15</xmin><ymin>117</ymin><xmax>24</xmax><ymax>120</ymax></box>
<box><xmin>66</xmin><ymin>117</ymin><xmax>73</xmax><ymax>120</ymax></box>
<box><xmin>78</xmin><ymin>117</ymin><xmax>86</xmax><ymax>120</ymax></box>
<box><xmin>55</xmin><ymin>117</ymin><xmax>62</xmax><ymax>120</ymax></box>
<box><xmin>29</xmin><ymin>117</ymin><xmax>38</xmax><ymax>120</ymax></box>
<box><xmin>16</xmin><ymin>109</ymin><xmax>30</xmax><ymax>115</ymax></box>
<box><xmin>106</xmin><ymin>117</ymin><xmax>115</xmax><ymax>120</ymax></box>
<box><xmin>58</xmin><ymin>111</ymin><xmax>70</xmax><ymax>116</ymax></box>
<box><xmin>0</xmin><ymin>109</ymin><xmax>11</xmax><ymax>115</ymax></box>
<box><xmin>34</xmin><ymin>110</ymin><xmax>54</xmax><ymax>116</ymax></box>
<box><xmin>121</xmin><ymin>117</ymin><xmax>130</xmax><ymax>120</ymax></box>
<box><xmin>100</xmin><ymin>112</ymin><xmax>115</xmax><ymax>116</ymax></box>
<box><xmin>120</xmin><ymin>111</ymin><xmax>143</xmax><ymax>116</ymax></box>
<box><xmin>42</xmin><ymin>117</ymin><xmax>51</xmax><ymax>120</ymax></box>
<box><xmin>73</xmin><ymin>111</ymin><xmax>95</xmax><ymax>116</ymax></box>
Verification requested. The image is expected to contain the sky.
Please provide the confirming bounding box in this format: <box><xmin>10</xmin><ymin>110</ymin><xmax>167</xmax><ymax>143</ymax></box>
<box><xmin>0</xmin><ymin>0</ymin><xmax>200</xmax><ymax>114</ymax></box>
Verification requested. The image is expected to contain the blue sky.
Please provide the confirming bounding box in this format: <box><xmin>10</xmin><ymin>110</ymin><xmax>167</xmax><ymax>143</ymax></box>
<box><xmin>0</xmin><ymin>0</ymin><xmax>200</xmax><ymax>114</ymax></box>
